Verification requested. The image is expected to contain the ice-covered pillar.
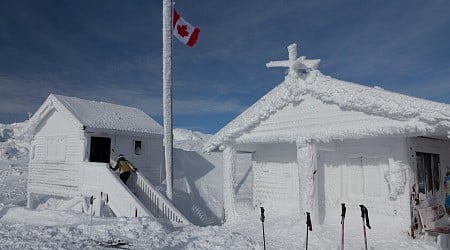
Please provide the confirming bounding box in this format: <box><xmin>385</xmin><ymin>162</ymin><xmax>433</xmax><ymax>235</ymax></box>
<box><xmin>223</xmin><ymin>145</ymin><xmax>237</xmax><ymax>222</ymax></box>
<box><xmin>297</xmin><ymin>141</ymin><xmax>317</xmax><ymax>217</ymax></box>
<box><xmin>27</xmin><ymin>192</ymin><xmax>34</xmax><ymax>209</ymax></box>
<box><xmin>162</xmin><ymin>0</ymin><xmax>174</xmax><ymax>200</ymax></box>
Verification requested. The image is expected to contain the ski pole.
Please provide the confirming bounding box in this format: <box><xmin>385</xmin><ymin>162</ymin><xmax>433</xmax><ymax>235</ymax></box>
<box><xmin>260</xmin><ymin>207</ymin><xmax>266</xmax><ymax>250</ymax></box>
<box><xmin>341</xmin><ymin>203</ymin><xmax>346</xmax><ymax>250</ymax></box>
<box><xmin>359</xmin><ymin>205</ymin><xmax>371</xmax><ymax>250</ymax></box>
<box><xmin>89</xmin><ymin>195</ymin><xmax>94</xmax><ymax>240</ymax></box>
<box><xmin>104</xmin><ymin>194</ymin><xmax>108</xmax><ymax>242</ymax></box>
<box><xmin>306</xmin><ymin>212</ymin><xmax>312</xmax><ymax>250</ymax></box>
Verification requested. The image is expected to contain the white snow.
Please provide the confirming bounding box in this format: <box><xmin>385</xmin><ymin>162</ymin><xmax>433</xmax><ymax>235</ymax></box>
<box><xmin>34</xmin><ymin>94</ymin><xmax>164</xmax><ymax>134</ymax></box>
<box><xmin>384</xmin><ymin>158</ymin><xmax>409</xmax><ymax>199</ymax></box>
<box><xmin>297</xmin><ymin>143</ymin><xmax>315</xmax><ymax>216</ymax></box>
<box><xmin>205</xmin><ymin>70</ymin><xmax>450</xmax><ymax>152</ymax></box>
<box><xmin>0</xmin><ymin>121</ymin><xmax>440</xmax><ymax>249</ymax></box>
<box><xmin>266</xmin><ymin>43</ymin><xmax>320</xmax><ymax>77</ymax></box>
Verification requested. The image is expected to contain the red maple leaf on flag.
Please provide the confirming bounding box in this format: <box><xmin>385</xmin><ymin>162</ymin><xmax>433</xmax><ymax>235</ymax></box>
<box><xmin>172</xmin><ymin>10</ymin><xmax>200</xmax><ymax>47</ymax></box>
<box><xmin>177</xmin><ymin>24</ymin><xmax>189</xmax><ymax>37</ymax></box>
<box><xmin>177</xmin><ymin>25</ymin><xmax>189</xmax><ymax>37</ymax></box>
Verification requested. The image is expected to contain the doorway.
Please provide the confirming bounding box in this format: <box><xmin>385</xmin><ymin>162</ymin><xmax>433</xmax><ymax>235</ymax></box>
<box><xmin>411</xmin><ymin>151</ymin><xmax>442</xmax><ymax>238</ymax></box>
<box><xmin>89</xmin><ymin>137</ymin><xmax>111</xmax><ymax>163</ymax></box>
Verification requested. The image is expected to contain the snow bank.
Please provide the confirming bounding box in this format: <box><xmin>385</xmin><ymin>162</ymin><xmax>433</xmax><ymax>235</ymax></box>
<box><xmin>0</xmin><ymin>122</ymin><xmax>30</xmax><ymax>214</ymax></box>
<box><xmin>171</xmin><ymin>128</ymin><xmax>223</xmax><ymax>225</ymax></box>
<box><xmin>174</xmin><ymin>128</ymin><xmax>212</xmax><ymax>151</ymax></box>
<box><xmin>0</xmin><ymin>205</ymin><xmax>436</xmax><ymax>249</ymax></box>
<box><xmin>174</xmin><ymin>128</ymin><xmax>211</xmax><ymax>142</ymax></box>
<box><xmin>1</xmin><ymin>206</ymin><xmax>87</xmax><ymax>227</ymax></box>
<box><xmin>0</xmin><ymin>197</ymin><xmax>257</xmax><ymax>249</ymax></box>
<box><xmin>0</xmin><ymin>121</ymin><xmax>440</xmax><ymax>249</ymax></box>
<box><xmin>0</xmin><ymin>122</ymin><xmax>30</xmax><ymax>166</ymax></box>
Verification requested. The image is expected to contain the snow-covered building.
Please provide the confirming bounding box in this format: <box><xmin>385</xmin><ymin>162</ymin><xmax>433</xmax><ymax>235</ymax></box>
<box><xmin>27</xmin><ymin>94</ymin><xmax>189</xmax><ymax>225</ymax></box>
<box><xmin>205</xmin><ymin>44</ymin><xmax>450</xmax><ymax>237</ymax></box>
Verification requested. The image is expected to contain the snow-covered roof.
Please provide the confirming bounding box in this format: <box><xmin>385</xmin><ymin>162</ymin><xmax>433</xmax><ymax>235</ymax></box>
<box><xmin>205</xmin><ymin>70</ymin><xmax>450</xmax><ymax>152</ymax></box>
<box><xmin>31</xmin><ymin>94</ymin><xmax>163</xmax><ymax>135</ymax></box>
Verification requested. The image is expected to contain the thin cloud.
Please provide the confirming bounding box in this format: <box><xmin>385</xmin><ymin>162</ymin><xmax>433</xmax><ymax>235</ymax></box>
<box><xmin>0</xmin><ymin>99</ymin><xmax>30</xmax><ymax>114</ymax></box>
<box><xmin>174</xmin><ymin>98</ymin><xmax>245</xmax><ymax>115</ymax></box>
<box><xmin>402</xmin><ymin>74</ymin><xmax>450</xmax><ymax>100</ymax></box>
<box><xmin>0</xmin><ymin>78</ymin><xmax>47</xmax><ymax>117</ymax></box>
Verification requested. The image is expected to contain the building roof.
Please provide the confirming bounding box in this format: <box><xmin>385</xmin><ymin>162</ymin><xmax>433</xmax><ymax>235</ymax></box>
<box><xmin>205</xmin><ymin>70</ymin><xmax>450</xmax><ymax>152</ymax></box>
<box><xmin>30</xmin><ymin>94</ymin><xmax>163</xmax><ymax>135</ymax></box>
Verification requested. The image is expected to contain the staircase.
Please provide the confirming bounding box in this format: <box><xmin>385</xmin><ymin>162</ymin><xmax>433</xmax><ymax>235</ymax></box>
<box><xmin>128</xmin><ymin>171</ymin><xmax>190</xmax><ymax>225</ymax></box>
<box><xmin>81</xmin><ymin>162</ymin><xmax>190</xmax><ymax>226</ymax></box>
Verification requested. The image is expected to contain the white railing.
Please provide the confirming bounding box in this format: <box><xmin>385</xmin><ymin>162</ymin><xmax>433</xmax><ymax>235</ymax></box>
<box><xmin>129</xmin><ymin>172</ymin><xmax>191</xmax><ymax>226</ymax></box>
<box><xmin>81</xmin><ymin>162</ymin><xmax>151</xmax><ymax>217</ymax></box>
<box><xmin>81</xmin><ymin>162</ymin><xmax>190</xmax><ymax>226</ymax></box>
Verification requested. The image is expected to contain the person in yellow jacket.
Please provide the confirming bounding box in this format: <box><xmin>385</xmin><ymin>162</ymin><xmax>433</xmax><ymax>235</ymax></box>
<box><xmin>110</xmin><ymin>154</ymin><xmax>137</xmax><ymax>184</ymax></box>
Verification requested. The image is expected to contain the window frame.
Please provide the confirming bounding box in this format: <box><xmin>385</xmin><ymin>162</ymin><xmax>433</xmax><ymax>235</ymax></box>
<box><xmin>416</xmin><ymin>151</ymin><xmax>440</xmax><ymax>197</ymax></box>
<box><xmin>134</xmin><ymin>140</ymin><xmax>142</xmax><ymax>155</ymax></box>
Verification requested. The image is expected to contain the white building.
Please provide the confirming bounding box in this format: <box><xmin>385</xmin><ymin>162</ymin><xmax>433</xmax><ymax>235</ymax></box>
<box><xmin>27</xmin><ymin>94</ymin><xmax>189</xmax><ymax>225</ymax></box>
<box><xmin>205</xmin><ymin>44</ymin><xmax>450</xmax><ymax>237</ymax></box>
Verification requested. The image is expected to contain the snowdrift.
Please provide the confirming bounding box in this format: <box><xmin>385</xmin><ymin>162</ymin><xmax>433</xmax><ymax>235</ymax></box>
<box><xmin>0</xmin><ymin>121</ymin><xmax>438</xmax><ymax>249</ymax></box>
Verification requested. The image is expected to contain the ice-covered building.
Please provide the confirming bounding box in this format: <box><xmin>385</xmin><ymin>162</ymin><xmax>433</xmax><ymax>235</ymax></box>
<box><xmin>27</xmin><ymin>94</ymin><xmax>189</xmax><ymax>225</ymax></box>
<box><xmin>205</xmin><ymin>44</ymin><xmax>450</xmax><ymax>237</ymax></box>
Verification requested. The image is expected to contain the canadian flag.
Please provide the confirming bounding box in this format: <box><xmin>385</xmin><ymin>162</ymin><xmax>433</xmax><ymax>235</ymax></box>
<box><xmin>173</xmin><ymin>10</ymin><xmax>200</xmax><ymax>47</ymax></box>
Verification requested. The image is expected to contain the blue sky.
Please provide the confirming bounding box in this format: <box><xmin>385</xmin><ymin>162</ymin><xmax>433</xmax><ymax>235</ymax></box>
<box><xmin>1</xmin><ymin>0</ymin><xmax>450</xmax><ymax>134</ymax></box>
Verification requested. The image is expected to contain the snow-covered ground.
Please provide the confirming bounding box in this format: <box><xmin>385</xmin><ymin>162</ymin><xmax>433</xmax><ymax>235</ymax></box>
<box><xmin>0</xmin><ymin>122</ymin><xmax>438</xmax><ymax>249</ymax></box>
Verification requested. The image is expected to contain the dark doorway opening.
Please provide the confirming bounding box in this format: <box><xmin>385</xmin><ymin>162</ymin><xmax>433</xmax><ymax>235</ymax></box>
<box><xmin>89</xmin><ymin>137</ymin><xmax>111</xmax><ymax>163</ymax></box>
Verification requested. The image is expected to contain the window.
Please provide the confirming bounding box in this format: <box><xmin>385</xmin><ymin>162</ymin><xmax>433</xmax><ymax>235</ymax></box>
<box><xmin>47</xmin><ymin>136</ymin><xmax>66</xmax><ymax>161</ymax></box>
<box><xmin>348</xmin><ymin>156</ymin><xmax>384</xmax><ymax>199</ymax></box>
<box><xmin>416</xmin><ymin>152</ymin><xmax>440</xmax><ymax>196</ymax></box>
<box><xmin>134</xmin><ymin>140</ymin><xmax>142</xmax><ymax>155</ymax></box>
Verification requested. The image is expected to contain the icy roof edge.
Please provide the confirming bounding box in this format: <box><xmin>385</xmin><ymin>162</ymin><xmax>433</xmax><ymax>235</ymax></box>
<box><xmin>204</xmin><ymin>70</ymin><xmax>450</xmax><ymax>152</ymax></box>
<box><xmin>52</xmin><ymin>94</ymin><xmax>163</xmax><ymax>134</ymax></box>
<box><xmin>24</xmin><ymin>94</ymin><xmax>163</xmax><ymax>137</ymax></box>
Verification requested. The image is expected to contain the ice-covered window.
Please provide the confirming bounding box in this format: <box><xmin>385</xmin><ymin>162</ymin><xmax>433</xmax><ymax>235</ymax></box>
<box><xmin>134</xmin><ymin>140</ymin><xmax>142</xmax><ymax>155</ymax></box>
<box><xmin>416</xmin><ymin>152</ymin><xmax>440</xmax><ymax>197</ymax></box>
<box><xmin>46</xmin><ymin>136</ymin><xmax>66</xmax><ymax>161</ymax></box>
<box><xmin>348</xmin><ymin>156</ymin><xmax>384</xmax><ymax>199</ymax></box>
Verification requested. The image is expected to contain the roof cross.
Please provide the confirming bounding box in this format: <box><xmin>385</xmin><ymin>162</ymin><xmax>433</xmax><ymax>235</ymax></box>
<box><xmin>266</xmin><ymin>43</ymin><xmax>320</xmax><ymax>77</ymax></box>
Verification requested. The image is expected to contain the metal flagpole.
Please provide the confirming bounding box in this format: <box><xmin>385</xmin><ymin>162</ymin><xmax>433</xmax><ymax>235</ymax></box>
<box><xmin>162</xmin><ymin>0</ymin><xmax>173</xmax><ymax>200</ymax></box>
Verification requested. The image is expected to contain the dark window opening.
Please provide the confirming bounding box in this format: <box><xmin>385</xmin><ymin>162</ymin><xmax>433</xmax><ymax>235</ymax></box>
<box><xmin>89</xmin><ymin>137</ymin><xmax>111</xmax><ymax>163</ymax></box>
<box><xmin>416</xmin><ymin>152</ymin><xmax>440</xmax><ymax>196</ymax></box>
<box><xmin>134</xmin><ymin>140</ymin><xmax>142</xmax><ymax>155</ymax></box>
